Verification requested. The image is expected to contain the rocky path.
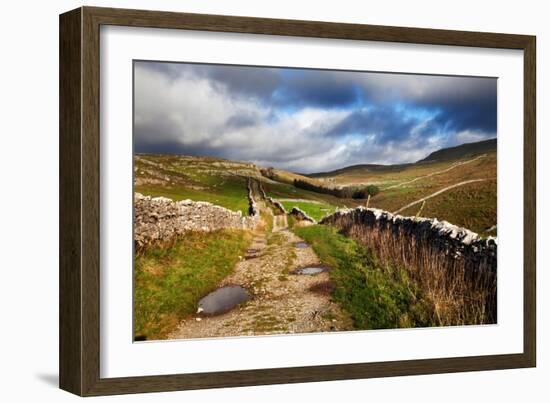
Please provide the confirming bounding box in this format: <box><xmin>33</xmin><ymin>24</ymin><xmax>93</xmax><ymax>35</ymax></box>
<box><xmin>169</xmin><ymin>184</ymin><xmax>352</xmax><ymax>339</ymax></box>
<box><xmin>272</xmin><ymin>213</ymin><xmax>288</xmax><ymax>232</ymax></box>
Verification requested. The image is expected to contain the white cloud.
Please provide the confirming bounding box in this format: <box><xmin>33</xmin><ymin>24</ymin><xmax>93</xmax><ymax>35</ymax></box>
<box><xmin>135</xmin><ymin>65</ymin><xmax>354</xmax><ymax>171</ymax></box>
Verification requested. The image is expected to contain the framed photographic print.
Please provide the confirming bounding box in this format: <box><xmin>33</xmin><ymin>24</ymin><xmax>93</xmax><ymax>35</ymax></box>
<box><xmin>59</xmin><ymin>6</ymin><xmax>536</xmax><ymax>396</ymax></box>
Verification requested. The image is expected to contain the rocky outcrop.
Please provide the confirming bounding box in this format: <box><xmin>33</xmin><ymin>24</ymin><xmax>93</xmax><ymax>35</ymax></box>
<box><xmin>289</xmin><ymin>207</ymin><xmax>317</xmax><ymax>224</ymax></box>
<box><xmin>134</xmin><ymin>193</ymin><xmax>258</xmax><ymax>249</ymax></box>
<box><xmin>320</xmin><ymin>207</ymin><xmax>496</xmax><ymax>273</ymax></box>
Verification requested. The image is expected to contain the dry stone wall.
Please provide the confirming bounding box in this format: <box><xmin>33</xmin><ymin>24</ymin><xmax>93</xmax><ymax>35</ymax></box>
<box><xmin>134</xmin><ymin>192</ymin><xmax>259</xmax><ymax>249</ymax></box>
<box><xmin>247</xmin><ymin>178</ymin><xmax>260</xmax><ymax>216</ymax></box>
<box><xmin>257</xmin><ymin>181</ymin><xmax>287</xmax><ymax>214</ymax></box>
<box><xmin>320</xmin><ymin>207</ymin><xmax>497</xmax><ymax>273</ymax></box>
<box><xmin>289</xmin><ymin>207</ymin><xmax>317</xmax><ymax>224</ymax></box>
<box><xmin>267</xmin><ymin>197</ymin><xmax>287</xmax><ymax>214</ymax></box>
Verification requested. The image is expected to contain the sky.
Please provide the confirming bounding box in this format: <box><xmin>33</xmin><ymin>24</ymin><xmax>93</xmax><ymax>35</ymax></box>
<box><xmin>134</xmin><ymin>61</ymin><xmax>497</xmax><ymax>173</ymax></box>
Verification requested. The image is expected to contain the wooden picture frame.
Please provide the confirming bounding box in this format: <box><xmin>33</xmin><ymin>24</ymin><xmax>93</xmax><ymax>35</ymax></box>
<box><xmin>59</xmin><ymin>6</ymin><xmax>536</xmax><ymax>396</ymax></box>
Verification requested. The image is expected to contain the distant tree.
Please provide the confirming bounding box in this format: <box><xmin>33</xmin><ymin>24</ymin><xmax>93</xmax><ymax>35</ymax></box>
<box><xmin>293</xmin><ymin>179</ymin><xmax>380</xmax><ymax>200</ymax></box>
<box><xmin>366</xmin><ymin>184</ymin><xmax>380</xmax><ymax>196</ymax></box>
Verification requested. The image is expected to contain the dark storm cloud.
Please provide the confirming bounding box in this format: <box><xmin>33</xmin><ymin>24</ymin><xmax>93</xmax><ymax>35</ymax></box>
<box><xmin>224</xmin><ymin>112</ymin><xmax>262</xmax><ymax>129</ymax></box>
<box><xmin>271</xmin><ymin>70</ymin><xmax>361</xmax><ymax>108</ymax></box>
<box><xmin>358</xmin><ymin>74</ymin><xmax>498</xmax><ymax>134</ymax></box>
<box><xmin>205</xmin><ymin>65</ymin><xmax>281</xmax><ymax>99</ymax></box>
<box><xmin>134</xmin><ymin>61</ymin><xmax>497</xmax><ymax>172</ymax></box>
<box><xmin>429</xmin><ymin>81</ymin><xmax>497</xmax><ymax>134</ymax></box>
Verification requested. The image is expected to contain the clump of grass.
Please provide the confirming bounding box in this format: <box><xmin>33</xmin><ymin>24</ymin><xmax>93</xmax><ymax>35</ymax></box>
<box><xmin>294</xmin><ymin>225</ymin><xmax>433</xmax><ymax>329</ymax></box>
<box><xmin>134</xmin><ymin>229</ymin><xmax>252</xmax><ymax>340</ymax></box>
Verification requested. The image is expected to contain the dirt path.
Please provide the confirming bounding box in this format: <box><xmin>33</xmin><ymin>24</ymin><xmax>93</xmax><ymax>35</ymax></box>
<box><xmin>393</xmin><ymin>178</ymin><xmax>489</xmax><ymax>214</ymax></box>
<box><xmin>385</xmin><ymin>154</ymin><xmax>486</xmax><ymax>190</ymax></box>
<box><xmin>169</xmin><ymin>183</ymin><xmax>352</xmax><ymax>339</ymax></box>
<box><xmin>272</xmin><ymin>213</ymin><xmax>288</xmax><ymax>232</ymax></box>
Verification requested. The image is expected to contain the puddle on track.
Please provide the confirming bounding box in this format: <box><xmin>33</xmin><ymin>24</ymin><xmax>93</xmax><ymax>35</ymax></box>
<box><xmin>294</xmin><ymin>242</ymin><xmax>310</xmax><ymax>249</ymax></box>
<box><xmin>197</xmin><ymin>286</ymin><xmax>250</xmax><ymax>315</ymax></box>
<box><xmin>292</xmin><ymin>266</ymin><xmax>329</xmax><ymax>275</ymax></box>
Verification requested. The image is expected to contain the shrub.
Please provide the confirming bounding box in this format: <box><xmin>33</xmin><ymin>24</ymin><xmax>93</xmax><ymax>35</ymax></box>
<box><xmin>366</xmin><ymin>184</ymin><xmax>380</xmax><ymax>196</ymax></box>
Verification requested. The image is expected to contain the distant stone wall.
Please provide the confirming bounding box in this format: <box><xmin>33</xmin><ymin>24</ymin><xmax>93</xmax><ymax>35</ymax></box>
<box><xmin>258</xmin><ymin>182</ymin><xmax>268</xmax><ymax>199</ymax></box>
<box><xmin>267</xmin><ymin>197</ymin><xmax>287</xmax><ymax>214</ymax></box>
<box><xmin>256</xmin><ymin>180</ymin><xmax>286</xmax><ymax>214</ymax></box>
<box><xmin>247</xmin><ymin>178</ymin><xmax>260</xmax><ymax>217</ymax></box>
<box><xmin>320</xmin><ymin>207</ymin><xmax>497</xmax><ymax>273</ymax></box>
<box><xmin>134</xmin><ymin>193</ymin><xmax>258</xmax><ymax>249</ymax></box>
<box><xmin>289</xmin><ymin>207</ymin><xmax>317</xmax><ymax>224</ymax></box>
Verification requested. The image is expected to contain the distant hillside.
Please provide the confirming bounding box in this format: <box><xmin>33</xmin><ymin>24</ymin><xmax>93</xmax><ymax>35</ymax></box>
<box><xmin>307</xmin><ymin>163</ymin><xmax>411</xmax><ymax>178</ymax></box>
<box><xmin>417</xmin><ymin>138</ymin><xmax>496</xmax><ymax>163</ymax></box>
<box><xmin>306</xmin><ymin>138</ymin><xmax>496</xmax><ymax>178</ymax></box>
<box><xmin>261</xmin><ymin>167</ymin><xmax>325</xmax><ymax>185</ymax></box>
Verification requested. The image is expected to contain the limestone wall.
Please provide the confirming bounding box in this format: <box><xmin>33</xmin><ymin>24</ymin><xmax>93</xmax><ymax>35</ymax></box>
<box><xmin>134</xmin><ymin>193</ymin><xmax>258</xmax><ymax>249</ymax></box>
<box><xmin>257</xmin><ymin>181</ymin><xmax>286</xmax><ymax>214</ymax></box>
<box><xmin>320</xmin><ymin>207</ymin><xmax>497</xmax><ymax>273</ymax></box>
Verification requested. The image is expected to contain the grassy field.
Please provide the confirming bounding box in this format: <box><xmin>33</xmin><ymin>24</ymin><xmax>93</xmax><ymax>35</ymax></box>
<box><xmin>135</xmin><ymin>155</ymin><xmax>255</xmax><ymax>215</ymax></box>
<box><xmin>134</xmin><ymin>229</ymin><xmax>252</xmax><ymax>340</ymax></box>
<box><xmin>280</xmin><ymin>200</ymin><xmax>336</xmax><ymax>222</ymax></box>
<box><xmin>136</xmin><ymin>178</ymin><xmax>249</xmax><ymax>215</ymax></box>
<box><xmin>294</xmin><ymin>225</ymin><xmax>433</xmax><ymax>329</ymax></box>
<box><xmin>398</xmin><ymin>179</ymin><xmax>497</xmax><ymax>234</ymax></box>
<box><xmin>262</xmin><ymin>179</ymin><xmax>358</xmax><ymax>209</ymax></box>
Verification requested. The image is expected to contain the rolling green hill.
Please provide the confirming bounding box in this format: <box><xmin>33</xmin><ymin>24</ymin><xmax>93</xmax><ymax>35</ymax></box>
<box><xmin>418</xmin><ymin>138</ymin><xmax>496</xmax><ymax>163</ymax></box>
<box><xmin>307</xmin><ymin>163</ymin><xmax>411</xmax><ymax>178</ymax></box>
<box><xmin>307</xmin><ymin>138</ymin><xmax>496</xmax><ymax>179</ymax></box>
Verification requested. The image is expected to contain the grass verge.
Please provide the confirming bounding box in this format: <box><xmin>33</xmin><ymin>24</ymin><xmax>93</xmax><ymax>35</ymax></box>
<box><xmin>294</xmin><ymin>225</ymin><xmax>433</xmax><ymax>329</ymax></box>
<box><xmin>134</xmin><ymin>229</ymin><xmax>252</xmax><ymax>340</ymax></box>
